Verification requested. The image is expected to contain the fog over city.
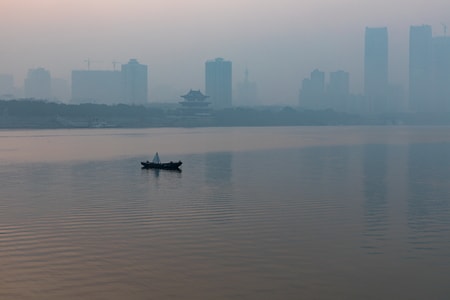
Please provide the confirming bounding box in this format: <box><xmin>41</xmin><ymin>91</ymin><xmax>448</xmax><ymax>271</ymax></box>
<box><xmin>1</xmin><ymin>0</ymin><xmax>449</xmax><ymax>105</ymax></box>
<box><xmin>3</xmin><ymin>3</ymin><xmax>450</xmax><ymax>298</ymax></box>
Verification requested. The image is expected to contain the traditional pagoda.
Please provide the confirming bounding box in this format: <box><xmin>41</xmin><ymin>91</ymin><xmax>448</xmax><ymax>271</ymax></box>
<box><xmin>179</xmin><ymin>89</ymin><xmax>211</xmax><ymax>116</ymax></box>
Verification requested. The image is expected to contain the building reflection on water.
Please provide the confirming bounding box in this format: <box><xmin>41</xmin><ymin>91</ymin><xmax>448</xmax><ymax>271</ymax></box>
<box><xmin>362</xmin><ymin>144</ymin><xmax>389</xmax><ymax>254</ymax></box>
<box><xmin>407</xmin><ymin>143</ymin><xmax>450</xmax><ymax>256</ymax></box>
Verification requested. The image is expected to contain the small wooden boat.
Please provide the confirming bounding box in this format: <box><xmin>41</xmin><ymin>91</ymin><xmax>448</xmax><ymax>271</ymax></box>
<box><xmin>141</xmin><ymin>152</ymin><xmax>182</xmax><ymax>170</ymax></box>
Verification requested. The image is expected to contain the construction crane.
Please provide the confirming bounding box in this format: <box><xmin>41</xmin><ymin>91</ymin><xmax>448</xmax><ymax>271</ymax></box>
<box><xmin>84</xmin><ymin>58</ymin><xmax>102</xmax><ymax>70</ymax></box>
<box><xmin>112</xmin><ymin>60</ymin><xmax>121</xmax><ymax>71</ymax></box>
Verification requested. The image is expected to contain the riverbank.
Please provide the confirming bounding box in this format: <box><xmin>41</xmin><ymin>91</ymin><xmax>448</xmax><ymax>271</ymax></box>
<box><xmin>1</xmin><ymin>99</ymin><xmax>449</xmax><ymax>129</ymax></box>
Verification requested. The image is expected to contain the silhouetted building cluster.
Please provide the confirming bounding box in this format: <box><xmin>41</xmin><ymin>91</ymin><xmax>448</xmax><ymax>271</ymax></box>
<box><xmin>299</xmin><ymin>24</ymin><xmax>449</xmax><ymax>114</ymax></box>
<box><xmin>300</xmin><ymin>26</ymin><xmax>395</xmax><ymax>114</ymax></box>
<box><xmin>2</xmin><ymin>24</ymin><xmax>450</xmax><ymax>114</ymax></box>
<box><xmin>299</xmin><ymin>69</ymin><xmax>353</xmax><ymax>112</ymax></box>
<box><xmin>5</xmin><ymin>69</ymin><xmax>70</xmax><ymax>102</ymax></box>
<box><xmin>71</xmin><ymin>59</ymin><xmax>148</xmax><ymax>105</ymax></box>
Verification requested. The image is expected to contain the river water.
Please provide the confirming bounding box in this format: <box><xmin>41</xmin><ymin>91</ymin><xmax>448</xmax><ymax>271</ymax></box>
<box><xmin>1</xmin><ymin>126</ymin><xmax>450</xmax><ymax>299</ymax></box>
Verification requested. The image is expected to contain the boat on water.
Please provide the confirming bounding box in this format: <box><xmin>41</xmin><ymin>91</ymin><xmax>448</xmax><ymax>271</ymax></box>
<box><xmin>141</xmin><ymin>152</ymin><xmax>182</xmax><ymax>170</ymax></box>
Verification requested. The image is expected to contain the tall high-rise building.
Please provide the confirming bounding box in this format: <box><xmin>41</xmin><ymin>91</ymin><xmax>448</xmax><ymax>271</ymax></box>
<box><xmin>409</xmin><ymin>25</ymin><xmax>433</xmax><ymax>112</ymax></box>
<box><xmin>364</xmin><ymin>27</ymin><xmax>388</xmax><ymax>113</ymax></box>
<box><xmin>299</xmin><ymin>69</ymin><xmax>326</xmax><ymax>110</ymax></box>
<box><xmin>310</xmin><ymin>69</ymin><xmax>325</xmax><ymax>92</ymax></box>
<box><xmin>205</xmin><ymin>58</ymin><xmax>232</xmax><ymax>108</ymax></box>
<box><xmin>121</xmin><ymin>59</ymin><xmax>148</xmax><ymax>105</ymax></box>
<box><xmin>432</xmin><ymin>36</ymin><xmax>450</xmax><ymax>112</ymax></box>
<box><xmin>24</xmin><ymin>68</ymin><xmax>51</xmax><ymax>100</ymax></box>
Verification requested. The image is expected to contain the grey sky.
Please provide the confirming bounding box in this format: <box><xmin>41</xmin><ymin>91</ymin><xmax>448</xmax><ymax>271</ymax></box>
<box><xmin>1</xmin><ymin>0</ymin><xmax>449</xmax><ymax>104</ymax></box>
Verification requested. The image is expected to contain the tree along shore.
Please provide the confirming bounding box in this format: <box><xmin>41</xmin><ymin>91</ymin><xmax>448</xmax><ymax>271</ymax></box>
<box><xmin>1</xmin><ymin>99</ymin><xmax>448</xmax><ymax>129</ymax></box>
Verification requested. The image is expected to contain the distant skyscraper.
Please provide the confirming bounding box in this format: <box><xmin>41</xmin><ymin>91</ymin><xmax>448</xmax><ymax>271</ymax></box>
<box><xmin>71</xmin><ymin>70</ymin><xmax>122</xmax><ymax>104</ymax></box>
<box><xmin>24</xmin><ymin>68</ymin><xmax>51</xmax><ymax>100</ymax></box>
<box><xmin>299</xmin><ymin>69</ymin><xmax>325</xmax><ymax>110</ymax></box>
<box><xmin>121</xmin><ymin>59</ymin><xmax>148</xmax><ymax>105</ymax></box>
<box><xmin>236</xmin><ymin>69</ymin><xmax>258</xmax><ymax>106</ymax></box>
<box><xmin>364</xmin><ymin>27</ymin><xmax>388</xmax><ymax>113</ymax></box>
<box><xmin>310</xmin><ymin>69</ymin><xmax>325</xmax><ymax>92</ymax></box>
<box><xmin>432</xmin><ymin>36</ymin><xmax>450</xmax><ymax>112</ymax></box>
<box><xmin>205</xmin><ymin>58</ymin><xmax>232</xmax><ymax>108</ymax></box>
<box><xmin>409</xmin><ymin>25</ymin><xmax>433</xmax><ymax>112</ymax></box>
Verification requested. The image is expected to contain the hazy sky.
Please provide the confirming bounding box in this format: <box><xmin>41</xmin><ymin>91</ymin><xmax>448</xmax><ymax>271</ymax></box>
<box><xmin>1</xmin><ymin>0</ymin><xmax>449</xmax><ymax>104</ymax></box>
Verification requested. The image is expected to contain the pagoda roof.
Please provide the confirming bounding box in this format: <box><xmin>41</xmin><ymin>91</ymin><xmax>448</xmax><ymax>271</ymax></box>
<box><xmin>181</xmin><ymin>89</ymin><xmax>209</xmax><ymax>101</ymax></box>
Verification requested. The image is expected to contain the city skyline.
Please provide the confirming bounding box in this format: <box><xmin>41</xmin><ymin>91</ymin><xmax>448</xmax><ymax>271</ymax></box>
<box><xmin>1</xmin><ymin>21</ymin><xmax>450</xmax><ymax>113</ymax></box>
<box><xmin>71</xmin><ymin>58</ymin><xmax>148</xmax><ymax>105</ymax></box>
<box><xmin>1</xmin><ymin>0</ymin><xmax>449</xmax><ymax>105</ymax></box>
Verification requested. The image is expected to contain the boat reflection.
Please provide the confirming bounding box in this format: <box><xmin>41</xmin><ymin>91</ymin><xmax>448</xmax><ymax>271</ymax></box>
<box><xmin>141</xmin><ymin>167</ymin><xmax>182</xmax><ymax>178</ymax></box>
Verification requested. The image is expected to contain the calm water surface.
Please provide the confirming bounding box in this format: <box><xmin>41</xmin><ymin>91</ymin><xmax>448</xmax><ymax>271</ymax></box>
<box><xmin>1</xmin><ymin>126</ymin><xmax>450</xmax><ymax>299</ymax></box>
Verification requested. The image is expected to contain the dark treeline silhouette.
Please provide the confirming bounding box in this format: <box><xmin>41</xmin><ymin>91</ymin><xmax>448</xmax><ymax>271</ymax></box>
<box><xmin>213</xmin><ymin>107</ymin><xmax>362</xmax><ymax>126</ymax></box>
<box><xmin>0</xmin><ymin>99</ymin><xmax>165</xmax><ymax>128</ymax></box>
<box><xmin>1</xmin><ymin>99</ymin><xmax>450</xmax><ymax>129</ymax></box>
<box><xmin>0</xmin><ymin>99</ymin><xmax>164</xmax><ymax>118</ymax></box>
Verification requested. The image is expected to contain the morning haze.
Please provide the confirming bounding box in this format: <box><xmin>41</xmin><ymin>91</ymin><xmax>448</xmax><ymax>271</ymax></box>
<box><xmin>1</xmin><ymin>0</ymin><xmax>449</xmax><ymax>105</ymax></box>
<box><xmin>3</xmin><ymin>2</ymin><xmax>450</xmax><ymax>299</ymax></box>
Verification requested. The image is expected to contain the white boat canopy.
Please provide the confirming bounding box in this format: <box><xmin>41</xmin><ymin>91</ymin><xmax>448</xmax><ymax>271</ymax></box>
<box><xmin>152</xmin><ymin>152</ymin><xmax>161</xmax><ymax>163</ymax></box>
